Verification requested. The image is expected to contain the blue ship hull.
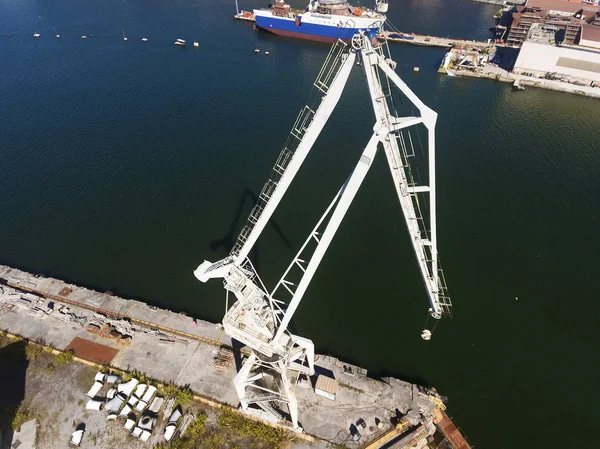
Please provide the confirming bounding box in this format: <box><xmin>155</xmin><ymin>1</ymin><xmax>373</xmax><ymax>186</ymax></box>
<box><xmin>255</xmin><ymin>14</ymin><xmax>379</xmax><ymax>43</ymax></box>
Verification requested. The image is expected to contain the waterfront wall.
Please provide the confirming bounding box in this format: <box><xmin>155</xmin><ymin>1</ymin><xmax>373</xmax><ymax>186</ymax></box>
<box><xmin>0</xmin><ymin>264</ymin><xmax>447</xmax><ymax>448</ymax></box>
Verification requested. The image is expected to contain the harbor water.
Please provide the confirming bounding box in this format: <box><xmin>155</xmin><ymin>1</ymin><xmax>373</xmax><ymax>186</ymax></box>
<box><xmin>1</xmin><ymin>1</ymin><xmax>599</xmax><ymax>448</ymax></box>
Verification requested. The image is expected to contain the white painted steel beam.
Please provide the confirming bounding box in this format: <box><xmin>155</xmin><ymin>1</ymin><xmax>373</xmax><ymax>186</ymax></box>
<box><xmin>363</xmin><ymin>39</ymin><xmax>445</xmax><ymax>318</ymax></box>
<box><xmin>273</xmin><ymin>131</ymin><xmax>381</xmax><ymax>343</ymax></box>
<box><xmin>234</xmin><ymin>50</ymin><xmax>357</xmax><ymax>264</ymax></box>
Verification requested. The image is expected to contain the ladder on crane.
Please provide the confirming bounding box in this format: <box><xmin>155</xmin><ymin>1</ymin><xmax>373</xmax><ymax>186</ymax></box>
<box><xmin>194</xmin><ymin>31</ymin><xmax>451</xmax><ymax>431</ymax></box>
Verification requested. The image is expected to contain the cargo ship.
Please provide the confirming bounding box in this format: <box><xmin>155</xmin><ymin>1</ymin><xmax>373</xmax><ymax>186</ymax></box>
<box><xmin>254</xmin><ymin>0</ymin><xmax>388</xmax><ymax>43</ymax></box>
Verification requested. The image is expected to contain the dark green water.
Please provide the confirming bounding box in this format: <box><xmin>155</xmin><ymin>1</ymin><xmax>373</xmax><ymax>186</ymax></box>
<box><xmin>1</xmin><ymin>1</ymin><xmax>599</xmax><ymax>447</ymax></box>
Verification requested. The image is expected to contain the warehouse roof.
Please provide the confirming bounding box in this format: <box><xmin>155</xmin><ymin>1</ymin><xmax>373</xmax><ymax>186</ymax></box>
<box><xmin>527</xmin><ymin>0</ymin><xmax>600</xmax><ymax>14</ymax></box>
<box><xmin>582</xmin><ymin>23</ymin><xmax>600</xmax><ymax>42</ymax></box>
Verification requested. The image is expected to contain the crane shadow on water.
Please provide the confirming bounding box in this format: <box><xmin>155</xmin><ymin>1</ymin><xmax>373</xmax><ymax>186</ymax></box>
<box><xmin>209</xmin><ymin>188</ymin><xmax>294</xmax><ymax>273</ymax></box>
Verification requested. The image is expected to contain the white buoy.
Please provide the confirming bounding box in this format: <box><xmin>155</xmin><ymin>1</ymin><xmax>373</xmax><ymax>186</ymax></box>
<box><xmin>193</xmin><ymin>41</ymin><xmax>199</xmax><ymax>47</ymax></box>
<box><xmin>33</xmin><ymin>33</ymin><xmax>40</xmax><ymax>38</ymax></box>
<box><xmin>421</xmin><ymin>329</ymin><xmax>432</xmax><ymax>341</ymax></box>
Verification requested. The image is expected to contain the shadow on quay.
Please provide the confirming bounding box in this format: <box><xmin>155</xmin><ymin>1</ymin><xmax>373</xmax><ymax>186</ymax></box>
<box><xmin>0</xmin><ymin>339</ymin><xmax>29</xmax><ymax>446</ymax></box>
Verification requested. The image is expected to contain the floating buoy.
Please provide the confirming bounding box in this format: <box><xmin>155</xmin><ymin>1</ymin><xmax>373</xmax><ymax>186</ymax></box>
<box><xmin>193</xmin><ymin>41</ymin><xmax>199</xmax><ymax>47</ymax></box>
<box><xmin>141</xmin><ymin>37</ymin><xmax>148</xmax><ymax>42</ymax></box>
<box><xmin>421</xmin><ymin>329</ymin><xmax>432</xmax><ymax>341</ymax></box>
<box><xmin>33</xmin><ymin>33</ymin><xmax>40</xmax><ymax>38</ymax></box>
<box><xmin>254</xmin><ymin>48</ymin><xmax>260</xmax><ymax>54</ymax></box>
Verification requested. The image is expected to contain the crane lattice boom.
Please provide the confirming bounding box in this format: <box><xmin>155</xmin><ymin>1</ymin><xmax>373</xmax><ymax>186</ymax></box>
<box><xmin>194</xmin><ymin>31</ymin><xmax>451</xmax><ymax>430</ymax></box>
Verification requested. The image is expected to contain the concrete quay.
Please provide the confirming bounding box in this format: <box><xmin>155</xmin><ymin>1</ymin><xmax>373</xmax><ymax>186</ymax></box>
<box><xmin>441</xmin><ymin>65</ymin><xmax>600</xmax><ymax>98</ymax></box>
<box><xmin>378</xmin><ymin>30</ymin><xmax>498</xmax><ymax>50</ymax></box>
<box><xmin>0</xmin><ymin>264</ymin><xmax>449</xmax><ymax>448</ymax></box>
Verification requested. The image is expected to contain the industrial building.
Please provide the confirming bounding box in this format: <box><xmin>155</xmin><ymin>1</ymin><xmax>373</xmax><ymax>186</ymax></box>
<box><xmin>514</xmin><ymin>22</ymin><xmax>600</xmax><ymax>82</ymax></box>
<box><xmin>505</xmin><ymin>0</ymin><xmax>600</xmax><ymax>47</ymax></box>
<box><xmin>580</xmin><ymin>11</ymin><xmax>600</xmax><ymax>47</ymax></box>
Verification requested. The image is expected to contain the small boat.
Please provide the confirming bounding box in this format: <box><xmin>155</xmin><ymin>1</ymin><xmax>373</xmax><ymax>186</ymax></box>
<box><xmin>54</xmin><ymin>28</ymin><xmax>60</xmax><ymax>38</ymax></box>
<box><xmin>141</xmin><ymin>37</ymin><xmax>148</xmax><ymax>42</ymax></box>
<box><xmin>122</xmin><ymin>29</ymin><xmax>128</xmax><ymax>41</ymax></box>
<box><xmin>387</xmin><ymin>32</ymin><xmax>414</xmax><ymax>41</ymax></box>
<box><xmin>193</xmin><ymin>41</ymin><xmax>199</xmax><ymax>47</ymax></box>
<box><xmin>446</xmin><ymin>70</ymin><xmax>457</xmax><ymax>77</ymax></box>
<box><xmin>33</xmin><ymin>33</ymin><xmax>40</xmax><ymax>38</ymax></box>
<box><xmin>265</xmin><ymin>51</ymin><xmax>270</xmax><ymax>55</ymax></box>
<box><xmin>81</xmin><ymin>35</ymin><xmax>88</xmax><ymax>39</ymax></box>
<box><xmin>174</xmin><ymin>38</ymin><xmax>186</xmax><ymax>46</ymax></box>
<box><xmin>254</xmin><ymin>48</ymin><xmax>260</xmax><ymax>53</ymax></box>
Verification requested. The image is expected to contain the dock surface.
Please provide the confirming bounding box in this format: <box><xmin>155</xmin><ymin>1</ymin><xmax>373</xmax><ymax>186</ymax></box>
<box><xmin>378</xmin><ymin>30</ymin><xmax>498</xmax><ymax>49</ymax></box>
<box><xmin>0</xmin><ymin>264</ymin><xmax>455</xmax><ymax>448</ymax></box>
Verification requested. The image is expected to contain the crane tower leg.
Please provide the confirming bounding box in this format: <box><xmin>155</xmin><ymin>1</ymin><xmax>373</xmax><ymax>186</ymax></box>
<box><xmin>232</xmin><ymin>131</ymin><xmax>380</xmax><ymax>430</ymax></box>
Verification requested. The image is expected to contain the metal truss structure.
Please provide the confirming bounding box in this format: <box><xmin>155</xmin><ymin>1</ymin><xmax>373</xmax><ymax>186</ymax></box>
<box><xmin>194</xmin><ymin>31</ymin><xmax>451</xmax><ymax>430</ymax></box>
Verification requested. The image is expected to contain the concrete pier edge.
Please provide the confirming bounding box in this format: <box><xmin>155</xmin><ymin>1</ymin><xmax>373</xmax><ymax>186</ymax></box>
<box><xmin>0</xmin><ymin>264</ymin><xmax>461</xmax><ymax>448</ymax></box>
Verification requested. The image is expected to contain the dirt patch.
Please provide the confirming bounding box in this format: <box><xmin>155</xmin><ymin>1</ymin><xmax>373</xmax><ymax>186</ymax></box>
<box><xmin>65</xmin><ymin>337</ymin><xmax>119</xmax><ymax>364</ymax></box>
<box><xmin>58</xmin><ymin>287</ymin><xmax>72</xmax><ymax>297</ymax></box>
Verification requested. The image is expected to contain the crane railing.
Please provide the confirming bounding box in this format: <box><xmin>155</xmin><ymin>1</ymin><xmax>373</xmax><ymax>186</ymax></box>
<box><xmin>229</xmin><ymin>40</ymin><xmax>351</xmax><ymax>260</ymax></box>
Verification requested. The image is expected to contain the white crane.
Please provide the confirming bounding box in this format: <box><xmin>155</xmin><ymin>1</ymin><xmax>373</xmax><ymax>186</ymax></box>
<box><xmin>194</xmin><ymin>31</ymin><xmax>451</xmax><ymax>430</ymax></box>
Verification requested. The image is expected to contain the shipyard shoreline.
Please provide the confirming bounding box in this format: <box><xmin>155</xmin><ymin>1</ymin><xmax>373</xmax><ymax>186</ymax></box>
<box><xmin>240</xmin><ymin>10</ymin><xmax>600</xmax><ymax>99</ymax></box>
<box><xmin>0</xmin><ymin>264</ymin><xmax>470</xmax><ymax>448</ymax></box>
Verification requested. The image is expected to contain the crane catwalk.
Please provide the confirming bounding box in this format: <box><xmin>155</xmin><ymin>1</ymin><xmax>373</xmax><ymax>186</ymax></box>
<box><xmin>194</xmin><ymin>32</ymin><xmax>451</xmax><ymax>430</ymax></box>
